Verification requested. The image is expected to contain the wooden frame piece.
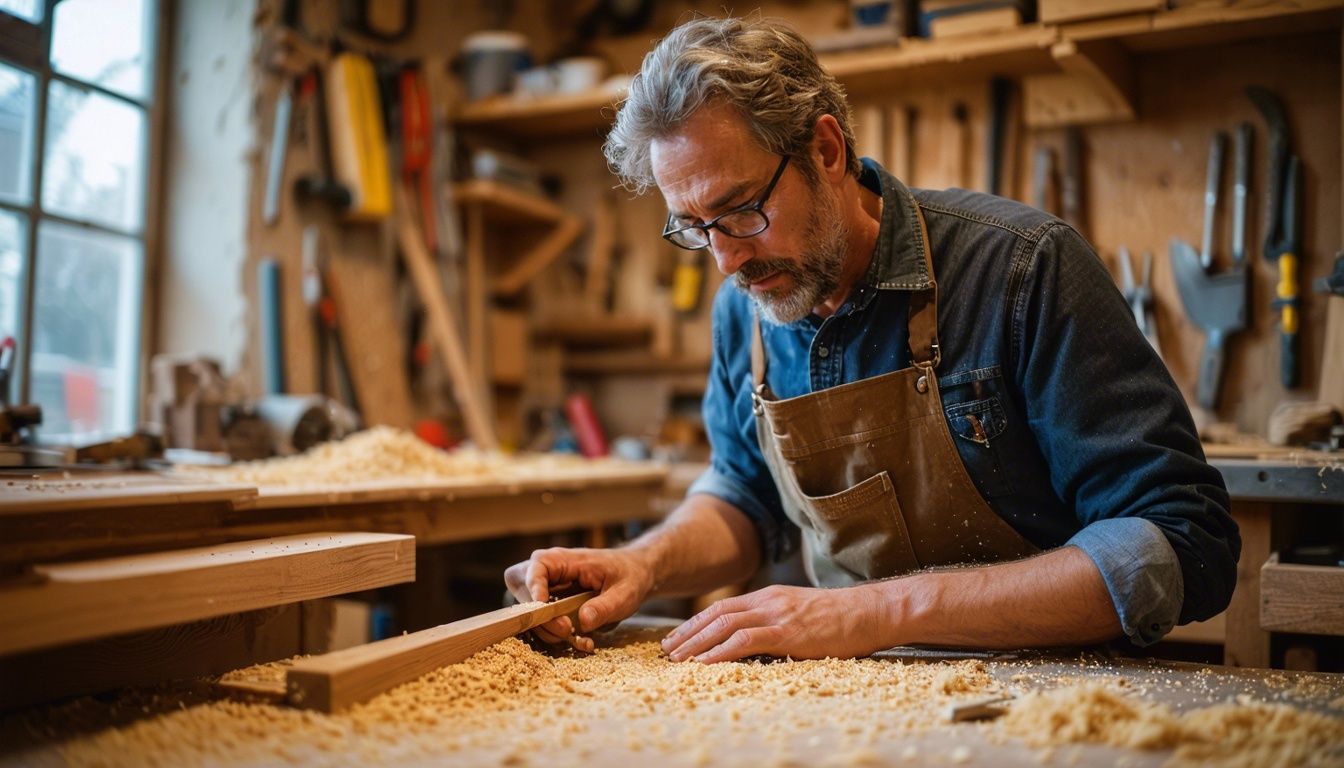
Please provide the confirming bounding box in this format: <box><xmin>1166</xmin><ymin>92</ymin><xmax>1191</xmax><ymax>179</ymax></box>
<box><xmin>0</xmin><ymin>532</ymin><xmax>415</xmax><ymax>657</ymax></box>
<box><xmin>285</xmin><ymin>592</ymin><xmax>594</xmax><ymax>712</ymax></box>
<box><xmin>1023</xmin><ymin>39</ymin><xmax>1137</xmax><ymax>127</ymax></box>
<box><xmin>491</xmin><ymin>214</ymin><xmax>585</xmax><ymax>297</ymax></box>
<box><xmin>396</xmin><ymin>184</ymin><xmax>499</xmax><ymax>450</ymax></box>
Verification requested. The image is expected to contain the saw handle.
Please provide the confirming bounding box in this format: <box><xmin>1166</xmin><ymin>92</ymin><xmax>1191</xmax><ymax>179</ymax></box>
<box><xmin>1275</xmin><ymin>252</ymin><xmax>1299</xmax><ymax>389</ymax></box>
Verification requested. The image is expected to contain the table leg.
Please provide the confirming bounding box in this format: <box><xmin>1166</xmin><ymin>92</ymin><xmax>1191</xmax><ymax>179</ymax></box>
<box><xmin>1224</xmin><ymin>501</ymin><xmax>1272</xmax><ymax>667</ymax></box>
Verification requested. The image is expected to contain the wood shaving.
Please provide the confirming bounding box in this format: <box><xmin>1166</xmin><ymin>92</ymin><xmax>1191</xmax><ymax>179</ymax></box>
<box><xmin>996</xmin><ymin>681</ymin><xmax>1344</xmax><ymax>767</ymax></box>
<box><xmin>8</xmin><ymin>632</ymin><xmax>1337</xmax><ymax>767</ymax></box>
<box><xmin>184</xmin><ymin>426</ymin><xmax>633</xmax><ymax>487</ymax></box>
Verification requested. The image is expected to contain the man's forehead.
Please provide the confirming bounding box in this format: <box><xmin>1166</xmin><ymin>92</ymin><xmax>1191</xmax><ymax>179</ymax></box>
<box><xmin>651</xmin><ymin>112</ymin><xmax>769</xmax><ymax>211</ymax></box>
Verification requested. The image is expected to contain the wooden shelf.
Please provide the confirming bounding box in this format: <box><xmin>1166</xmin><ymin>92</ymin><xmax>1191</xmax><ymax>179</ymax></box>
<box><xmin>448</xmin><ymin>1</ymin><xmax>1341</xmax><ymax>136</ymax></box>
<box><xmin>454</xmin><ymin>87</ymin><xmax>625</xmax><ymax>138</ymax></box>
<box><xmin>452</xmin><ymin>180</ymin><xmax>568</xmax><ymax>226</ymax></box>
<box><xmin>533</xmin><ymin>314</ymin><xmax>654</xmax><ymax>348</ymax></box>
<box><xmin>564</xmin><ymin>352</ymin><xmax>711</xmax><ymax>376</ymax></box>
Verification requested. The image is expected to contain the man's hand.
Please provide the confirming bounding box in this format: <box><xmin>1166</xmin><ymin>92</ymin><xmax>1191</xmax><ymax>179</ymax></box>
<box><xmin>504</xmin><ymin>547</ymin><xmax>656</xmax><ymax>651</ymax></box>
<box><xmin>660</xmin><ymin>584</ymin><xmax>889</xmax><ymax>663</ymax></box>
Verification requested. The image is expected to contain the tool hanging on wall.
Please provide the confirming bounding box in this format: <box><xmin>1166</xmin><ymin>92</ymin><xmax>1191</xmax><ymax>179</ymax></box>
<box><xmin>294</xmin><ymin>68</ymin><xmax>353</xmax><ymax>213</ymax></box>
<box><xmin>1170</xmin><ymin>124</ymin><xmax>1252</xmax><ymax>412</ymax></box>
<box><xmin>1117</xmin><ymin>246</ymin><xmax>1159</xmax><ymax>356</ymax></box>
<box><xmin>340</xmin><ymin>0</ymin><xmax>413</xmax><ymax>42</ymax></box>
<box><xmin>399</xmin><ymin>65</ymin><xmax>437</xmax><ymax>252</ymax></box>
<box><xmin>302</xmin><ymin>226</ymin><xmax>361</xmax><ymax>416</ymax></box>
<box><xmin>986</xmin><ymin>78</ymin><xmax>1011</xmax><ymax>196</ymax></box>
<box><xmin>326</xmin><ymin>51</ymin><xmax>393</xmax><ymax>222</ymax></box>
<box><xmin>1247</xmin><ymin>86</ymin><xmax>1301</xmax><ymax>390</ymax></box>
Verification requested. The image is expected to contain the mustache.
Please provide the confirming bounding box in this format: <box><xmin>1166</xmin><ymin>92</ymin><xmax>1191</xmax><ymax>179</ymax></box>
<box><xmin>734</xmin><ymin>257</ymin><xmax>800</xmax><ymax>287</ymax></box>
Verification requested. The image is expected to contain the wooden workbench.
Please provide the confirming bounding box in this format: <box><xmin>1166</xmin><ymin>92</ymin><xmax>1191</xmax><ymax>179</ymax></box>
<box><xmin>0</xmin><ymin>462</ymin><xmax>668</xmax><ymax>572</ymax></box>
<box><xmin>1</xmin><ymin>618</ymin><xmax>1340</xmax><ymax>767</ymax></box>
<box><xmin>0</xmin><ymin>463</ymin><xmax>669</xmax><ymax>710</ymax></box>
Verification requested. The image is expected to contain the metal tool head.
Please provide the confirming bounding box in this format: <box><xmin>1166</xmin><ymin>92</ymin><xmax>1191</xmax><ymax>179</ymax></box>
<box><xmin>1247</xmin><ymin>86</ymin><xmax>1290</xmax><ymax>259</ymax></box>
<box><xmin>1170</xmin><ymin>238</ymin><xmax>1247</xmax><ymax>333</ymax></box>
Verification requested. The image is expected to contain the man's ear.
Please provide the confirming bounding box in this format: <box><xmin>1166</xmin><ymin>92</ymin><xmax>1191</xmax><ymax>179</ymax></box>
<box><xmin>812</xmin><ymin>114</ymin><xmax>848</xmax><ymax>183</ymax></box>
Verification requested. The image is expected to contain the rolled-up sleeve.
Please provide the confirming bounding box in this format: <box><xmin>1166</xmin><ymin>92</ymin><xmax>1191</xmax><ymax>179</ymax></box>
<box><xmin>1014</xmin><ymin>224</ymin><xmax>1240</xmax><ymax>645</ymax></box>
<box><xmin>1067</xmin><ymin>517</ymin><xmax>1183</xmax><ymax>646</ymax></box>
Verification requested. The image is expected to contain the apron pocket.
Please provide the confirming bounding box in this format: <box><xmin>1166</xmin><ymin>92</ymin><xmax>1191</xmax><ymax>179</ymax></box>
<box><xmin>797</xmin><ymin>471</ymin><xmax>919</xmax><ymax>578</ymax></box>
<box><xmin>945</xmin><ymin>396</ymin><xmax>1015</xmax><ymax>497</ymax></box>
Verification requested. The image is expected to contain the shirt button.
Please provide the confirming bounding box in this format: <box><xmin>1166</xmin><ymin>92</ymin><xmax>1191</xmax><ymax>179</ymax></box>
<box><xmin>817</xmin><ymin>346</ymin><xmax>830</xmax><ymax>358</ymax></box>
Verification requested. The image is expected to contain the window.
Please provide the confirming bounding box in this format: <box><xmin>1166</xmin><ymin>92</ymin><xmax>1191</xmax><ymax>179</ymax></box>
<box><xmin>0</xmin><ymin>0</ymin><xmax>157</xmax><ymax>443</ymax></box>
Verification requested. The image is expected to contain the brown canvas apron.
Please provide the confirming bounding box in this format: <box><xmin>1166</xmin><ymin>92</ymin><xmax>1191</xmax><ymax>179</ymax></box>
<box><xmin>750</xmin><ymin>202</ymin><xmax>1039</xmax><ymax>587</ymax></box>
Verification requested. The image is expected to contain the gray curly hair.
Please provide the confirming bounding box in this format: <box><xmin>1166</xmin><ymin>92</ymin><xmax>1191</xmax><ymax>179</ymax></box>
<box><xmin>603</xmin><ymin>16</ymin><xmax>861</xmax><ymax>195</ymax></box>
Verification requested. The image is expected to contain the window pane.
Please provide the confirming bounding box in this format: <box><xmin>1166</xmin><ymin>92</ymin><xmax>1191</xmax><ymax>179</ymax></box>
<box><xmin>51</xmin><ymin>0</ymin><xmax>155</xmax><ymax>101</ymax></box>
<box><xmin>31</xmin><ymin>220</ymin><xmax>142</xmax><ymax>443</ymax></box>
<box><xmin>0</xmin><ymin>208</ymin><xmax>24</xmax><ymax>347</ymax></box>
<box><xmin>0</xmin><ymin>0</ymin><xmax>41</xmax><ymax>24</ymax></box>
<box><xmin>42</xmin><ymin>80</ymin><xmax>146</xmax><ymax>232</ymax></box>
<box><xmin>0</xmin><ymin>63</ymin><xmax>36</xmax><ymax>205</ymax></box>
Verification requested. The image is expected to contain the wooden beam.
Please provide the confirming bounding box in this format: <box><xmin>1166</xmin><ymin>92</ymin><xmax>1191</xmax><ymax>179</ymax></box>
<box><xmin>285</xmin><ymin>592</ymin><xmax>595</xmax><ymax>712</ymax></box>
<box><xmin>0</xmin><ymin>532</ymin><xmax>415</xmax><ymax>656</ymax></box>
<box><xmin>1260</xmin><ymin>554</ymin><xmax>1344</xmax><ymax>636</ymax></box>
<box><xmin>1023</xmin><ymin>38</ymin><xmax>1137</xmax><ymax>127</ymax></box>
<box><xmin>490</xmin><ymin>215</ymin><xmax>585</xmax><ymax>297</ymax></box>
<box><xmin>1223</xmin><ymin>502</ymin><xmax>1271</xmax><ymax>668</ymax></box>
<box><xmin>396</xmin><ymin>184</ymin><xmax>499</xmax><ymax>450</ymax></box>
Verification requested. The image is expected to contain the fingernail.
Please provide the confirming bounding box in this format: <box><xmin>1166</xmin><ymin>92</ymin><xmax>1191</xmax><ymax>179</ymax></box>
<box><xmin>560</xmin><ymin>616</ymin><xmax>573</xmax><ymax>634</ymax></box>
<box><xmin>580</xmin><ymin>606</ymin><xmax>595</xmax><ymax>626</ymax></box>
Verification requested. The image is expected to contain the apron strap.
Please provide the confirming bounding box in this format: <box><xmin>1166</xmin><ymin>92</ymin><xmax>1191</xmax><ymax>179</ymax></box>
<box><xmin>751</xmin><ymin>310</ymin><xmax>767</xmax><ymax>389</ymax></box>
<box><xmin>750</xmin><ymin>199</ymin><xmax>943</xmax><ymax>386</ymax></box>
<box><xmin>907</xmin><ymin>202</ymin><xmax>941</xmax><ymax>369</ymax></box>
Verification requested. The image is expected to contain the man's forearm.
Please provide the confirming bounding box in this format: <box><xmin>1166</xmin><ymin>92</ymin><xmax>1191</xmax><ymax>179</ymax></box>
<box><xmin>869</xmin><ymin>546</ymin><xmax>1123</xmax><ymax>649</ymax></box>
<box><xmin>625</xmin><ymin>493</ymin><xmax>762</xmax><ymax>598</ymax></box>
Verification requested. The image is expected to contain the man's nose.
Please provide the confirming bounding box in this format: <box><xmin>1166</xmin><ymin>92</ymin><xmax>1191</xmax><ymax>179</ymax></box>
<box><xmin>707</xmin><ymin>229</ymin><xmax>753</xmax><ymax>276</ymax></box>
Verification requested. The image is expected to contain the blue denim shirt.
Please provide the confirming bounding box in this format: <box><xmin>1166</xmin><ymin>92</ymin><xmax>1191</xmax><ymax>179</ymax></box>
<box><xmin>690</xmin><ymin>159</ymin><xmax>1240</xmax><ymax>646</ymax></box>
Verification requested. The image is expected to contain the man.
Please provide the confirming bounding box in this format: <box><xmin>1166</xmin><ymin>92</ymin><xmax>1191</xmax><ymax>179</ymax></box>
<box><xmin>505</xmin><ymin>16</ymin><xmax>1239</xmax><ymax>663</ymax></box>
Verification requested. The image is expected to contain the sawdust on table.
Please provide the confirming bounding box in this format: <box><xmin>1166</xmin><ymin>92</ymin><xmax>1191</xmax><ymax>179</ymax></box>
<box><xmin>13</xmin><ymin>629</ymin><xmax>1342</xmax><ymax>768</ymax></box>
<box><xmin>182</xmin><ymin>425</ymin><xmax>638</xmax><ymax>487</ymax></box>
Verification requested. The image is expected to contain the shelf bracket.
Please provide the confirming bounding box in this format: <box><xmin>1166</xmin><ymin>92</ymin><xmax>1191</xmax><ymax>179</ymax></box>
<box><xmin>1022</xmin><ymin>38</ymin><xmax>1137</xmax><ymax>127</ymax></box>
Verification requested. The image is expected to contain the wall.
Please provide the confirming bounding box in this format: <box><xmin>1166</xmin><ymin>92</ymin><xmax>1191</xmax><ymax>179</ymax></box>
<box><xmin>194</xmin><ymin>1</ymin><xmax>1340</xmax><ymax>444</ymax></box>
<box><xmin>156</xmin><ymin>0</ymin><xmax>257</xmax><ymax>374</ymax></box>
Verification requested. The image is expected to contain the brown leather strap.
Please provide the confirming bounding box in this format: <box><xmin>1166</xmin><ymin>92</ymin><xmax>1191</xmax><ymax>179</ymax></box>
<box><xmin>751</xmin><ymin>310</ymin><xmax>767</xmax><ymax>389</ymax></box>
<box><xmin>907</xmin><ymin>202</ymin><xmax>941</xmax><ymax>369</ymax></box>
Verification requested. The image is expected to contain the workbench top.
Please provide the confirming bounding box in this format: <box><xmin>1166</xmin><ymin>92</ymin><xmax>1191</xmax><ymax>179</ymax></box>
<box><xmin>2</xmin><ymin>619</ymin><xmax>1340</xmax><ymax>767</ymax></box>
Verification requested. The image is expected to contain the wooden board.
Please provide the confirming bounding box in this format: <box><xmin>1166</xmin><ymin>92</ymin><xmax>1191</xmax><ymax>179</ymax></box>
<box><xmin>0</xmin><ymin>471</ymin><xmax>256</xmax><ymax>515</ymax></box>
<box><xmin>1261</xmin><ymin>553</ymin><xmax>1344</xmax><ymax>636</ymax></box>
<box><xmin>0</xmin><ymin>604</ymin><xmax>304</xmax><ymax>711</ymax></box>
<box><xmin>285</xmin><ymin>592</ymin><xmax>594</xmax><ymax>712</ymax></box>
<box><xmin>0</xmin><ymin>532</ymin><xmax>415</xmax><ymax>656</ymax></box>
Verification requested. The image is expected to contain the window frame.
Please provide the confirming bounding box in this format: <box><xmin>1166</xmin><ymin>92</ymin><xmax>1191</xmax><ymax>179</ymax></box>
<box><xmin>0</xmin><ymin>0</ymin><xmax>168</xmax><ymax>441</ymax></box>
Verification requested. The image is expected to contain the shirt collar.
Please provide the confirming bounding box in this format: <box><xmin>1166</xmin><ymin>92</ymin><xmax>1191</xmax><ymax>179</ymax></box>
<box><xmin>858</xmin><ymin>157</ymin><xmax>934</xmax><ymax>292</ymax></box>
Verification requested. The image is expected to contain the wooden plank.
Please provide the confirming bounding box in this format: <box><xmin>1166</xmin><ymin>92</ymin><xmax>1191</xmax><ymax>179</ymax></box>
<box><xmin>0</xmin><ymin>478</ymin><xmax>666</xmax><ymax>573</ymax></box>
<box><xmin>1261</xmin><ymin>553</ymin><xmax>1344</xmax><ymax>636</ymax></box>
<box><xmin>0</xmin><ymin>532</ymin><xmax>415</xmax><ymax>656</ymax></box>
<box><xmin>0</xmin><ymin>605</ymin><xmax>302</xmax><ymax>711</ymax></box>
<box><xmin>564</xmin><ymin>352</ymin><xmax>711</xmax><ymax>375</ymax></box>
<box><xmin>453</xmin><ymin>179</ymin><xmax>567</xmax><ymax>225</ymax></box>
<box><xmin>1039</xmin><ymin>0</ymin><xmax>1163</xmax><ymax>25</ymax></box>
<box><xmin>490</xmin><ymin>214</ymin><xmax>585</xmax><ymax>296</ymax></box>
<box><xmin>396</xmin><ymin>184</ymin><xmax>499</xmax><ymax>450</ymax></box>
<box><xmin>0</xmin><ymin>472</ymin><xmax>256</xmax><ymax>515</ymax></box>
<box><xmin>584</xmin><ymin>193</ymin><xmax>617</xmax><ymax>313</ymax></box>
<box><xmin>533</xmin><ymin>315</ymin><xmax>654</xmax><ymax>347</ymax></box>
<box><xmin>1224</xmin><ymin>501</ymin><xmax>1272</xmax><ymax>668</ymax></box>
<box><xmin>286</xmin><ymin>592</ymin><xmax>595</xmax><ymax>712</ymax></box>
<box><xmin>929</xmin><ymin>7</ymin><xmax>1021</xmax><ymax>39</ymax></box>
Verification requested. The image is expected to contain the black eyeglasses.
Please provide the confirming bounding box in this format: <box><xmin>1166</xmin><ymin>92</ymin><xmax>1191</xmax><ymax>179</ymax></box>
<box><xmin>662</xmin><ymin>155</ymin><xmax>790</xmax><ymax>251</ymax></box>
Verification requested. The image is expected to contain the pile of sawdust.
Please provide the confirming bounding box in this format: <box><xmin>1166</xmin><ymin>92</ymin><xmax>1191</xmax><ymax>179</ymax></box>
<box><xmin>15</xmin><ymin>633</ymin><xmax>1339</xmax><ymax>767</ymax></box>
<box><xmin>996</xmin><ymin>682</ymin><xmax>1344</xmax><ymax>767</ymax></box>
<box><xmin>185</xmin><ymin>426</ymin><xmax>625</xmax><ymax>487</ymax></box>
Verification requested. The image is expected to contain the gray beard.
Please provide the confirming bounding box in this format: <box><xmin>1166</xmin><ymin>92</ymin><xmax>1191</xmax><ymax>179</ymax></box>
<box><xmin>735</xmin><ymin>198</ymin><xmax>849</xmax><ymax>325</ymax></box>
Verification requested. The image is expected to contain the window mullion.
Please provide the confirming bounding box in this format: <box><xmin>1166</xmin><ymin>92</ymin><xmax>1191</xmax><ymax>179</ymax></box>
<box><xmin>13</xmin><ymin>0</ymin><xmax>52</xmax><ymax>406</ymax></box>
